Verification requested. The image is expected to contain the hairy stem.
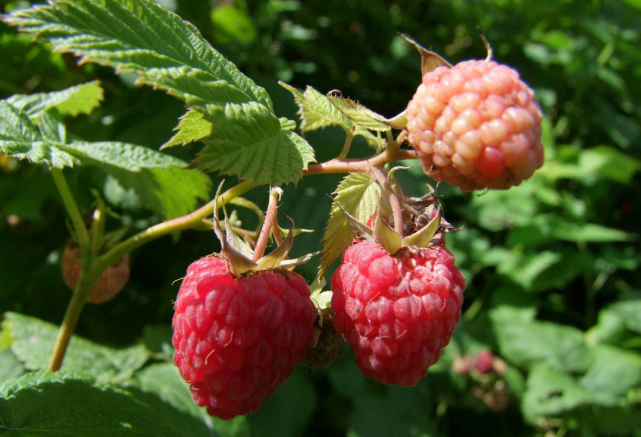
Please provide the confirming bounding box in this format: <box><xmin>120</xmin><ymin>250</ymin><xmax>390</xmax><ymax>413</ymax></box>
<box><xmin>304</xmin><ymin>149</ymin><xmax>416</xmax><ymax>175</ymax></box>
<box><xmin>337</xmin><ymin>129</ymin><xmax>354</xmax><ymax>160</ymax></box>
<box><xmin>253</xmin><ymin>188</ymin><xmax>280</xmax><ymax>261</ymax></box>
<box><xmin>368</xmin><ymin>166</ymin><xmax>405</xmax><ymax>236</ymax></box>
<box><xmin>51</xmin><ymin>168</ymin><xmax>90</xmax><ymax>249</ymax></box>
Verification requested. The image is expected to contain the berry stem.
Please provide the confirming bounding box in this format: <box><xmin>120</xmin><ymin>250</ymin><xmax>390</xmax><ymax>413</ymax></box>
<box><xmin>253</xmin><ymin>188</ymin><xmax>280</xmax><ymax>261</ymax></box>
<box><xmin>51</xmin><ymin>168</ymin><xmax>90</xmax><ymax>249</ymax></box>
<box><xmin>337</xmin><ymin>129</ymin><xmax>354</xmax><ymax>160</ymax></box>
<box><xmin>48</xmin><ymin>269</ymin><xmax>95</xmax><ymax>371</ymax></box>
<box><xmin>304</xmin><ymin>149</ymin><xmax>417</xmax><ymax>175</ymax></box>
<box><xmin>368</xmin><ymin>166</ymin><xmax>405</xmax><ymax>236</ymax></box>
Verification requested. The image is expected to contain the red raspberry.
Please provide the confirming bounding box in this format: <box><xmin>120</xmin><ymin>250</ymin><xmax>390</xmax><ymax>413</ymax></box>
<box><xmin>407</xmin><ymin>60</ymin><xmax>544</xmax><ymax>190</ymax></box>
<box><xmin>172</xmin><ymin>255</ymin><xmax>316</xmax><ymax>420</ymax></box>
<box><xmin>331</xmin><ymin>241</ymin><xmax>465</xmax><ymax>386</ymax></box>
<box><xmin>62</xmin><ymin>240</ymin><xmax>130</xmax><ymax>304</ymax></box>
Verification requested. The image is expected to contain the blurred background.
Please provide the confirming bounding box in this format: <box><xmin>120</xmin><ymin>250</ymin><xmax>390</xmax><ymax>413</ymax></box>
<box><xmin>1</xmin><ymin>0</ymin><xmax>640</xmax><ymax>436</ymax></box>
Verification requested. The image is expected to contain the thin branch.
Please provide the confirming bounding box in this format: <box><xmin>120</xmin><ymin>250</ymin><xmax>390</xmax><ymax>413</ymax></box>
<box><xmin>253</xmin><ymin>188</ymin><xmax>280</xmax><ymax>261</ymax></box>
<box><xmin>51</xmin><ymin>168</ymin><xmax>90</xmax><ymax>249</ymax></box>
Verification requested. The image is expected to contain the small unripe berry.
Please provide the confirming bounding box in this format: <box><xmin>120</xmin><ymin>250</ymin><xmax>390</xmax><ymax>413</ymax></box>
<box><xmin>61</xmin><ymin>240</ymin><xmax>130</xmax><ymax>304</ymax></box>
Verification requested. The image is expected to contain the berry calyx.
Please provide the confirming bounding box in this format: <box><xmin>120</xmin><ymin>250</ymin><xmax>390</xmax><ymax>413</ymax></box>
<box><xmin>61</xmin><ymin>239</ymin><xmax>130</xmax><ymax>304</ymax></box>
<box><xmin>406</xmin><ymin>49</ymin><xmax>544</xmax><ymax>190</ymax></box>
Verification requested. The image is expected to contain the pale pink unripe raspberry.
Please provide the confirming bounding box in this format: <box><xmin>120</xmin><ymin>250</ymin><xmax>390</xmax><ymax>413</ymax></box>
<box><xmin>407</xmin><ymin>60</ymin><xmax>544</xmax><ymax>190</ymax></box>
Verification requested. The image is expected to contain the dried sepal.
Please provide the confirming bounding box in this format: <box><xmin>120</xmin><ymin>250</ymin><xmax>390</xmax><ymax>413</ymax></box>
<box><xmin>398</xmin><ymin>33</ymin><xmax>452</xmax><ymax>76</ymax></box>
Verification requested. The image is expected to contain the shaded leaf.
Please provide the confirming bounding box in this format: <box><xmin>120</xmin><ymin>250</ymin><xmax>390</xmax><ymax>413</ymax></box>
<box><xmin>0</xmin><ymin>371</ymin><xmax>182</xmax><ymax>436</ymax></box>
<box><xmin>490</xmin><ymin>309</ymin><xmax>592</xmax><ymax>373</ymax></box>
<box><xmin>2</xmin><ymin>313</ymin><xmax>149</xmax><ymax>384</ymax></box>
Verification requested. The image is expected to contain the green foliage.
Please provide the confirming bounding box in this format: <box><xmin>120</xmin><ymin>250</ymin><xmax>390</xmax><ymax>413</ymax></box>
<box><xmin>0</xmin><ymin>0</ymin><xmax>640</xmax><ymax>435</ymax></box>
<box><xmin>321</xmin><ymin>173</ymin><xmax>380</xmax><ymax>274</ymax></box>
<box><xmin>0</xmin><ymin>371</ymin><xmax>183</xmax><ymax>436</ymax></box>
<box><xmin>3</xmin><ymin>313</ymin><xmax>149</xmax><ymax>384</ymax></box>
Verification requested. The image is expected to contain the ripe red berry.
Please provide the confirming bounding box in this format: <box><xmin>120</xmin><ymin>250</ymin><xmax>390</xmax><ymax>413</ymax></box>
<box><xmin>407</xmin><ymin>60</ymin><xmax>544</xmax><ymax>190</ymax></box>
<box><xmin>61</xmin><ymin>240</ymin><xmax>130</xmax><ymax>304</ymax></box>
<box><xmin>331</xmin><ymin>241</ymin><xmax>465</xmax><ymax>386</ymax></box>
<box><xmin>172</xmin><ymin>255</ymin><xmax>316</xmax><ymax>420</ymax></box>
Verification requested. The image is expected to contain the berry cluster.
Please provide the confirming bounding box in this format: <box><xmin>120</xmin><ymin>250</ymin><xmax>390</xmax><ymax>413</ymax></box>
<box><xmin>167</xmin><ymin>41</ymin><xmax>540</xmax><ymax>420</ymax></box>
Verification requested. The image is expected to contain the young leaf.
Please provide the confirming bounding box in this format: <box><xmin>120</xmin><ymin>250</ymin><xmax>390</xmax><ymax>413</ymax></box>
<box><xmin>0</xmin><ymin>371</ymin><xmax>183</xmax><ymax>436</ymax></box>
<box><xmin>162</xmin><ymin>109</ymin><xmax>212</xmax><ymax>149</ymax></box>
<box><xmin>2</xmin><ymin>313</ymin><xmax>149</xmax><ymax>384</ymax></box>
<box><xmin>327</xmin><ymin>93</ymin><xmax>391</xmax><ymax>132</ymax></box>
<box><xmin>4</xmin><ymin>0</ymin><xmax>273</xmax><ymax>126</ymax></box>
<box><xmin>196</xmin><ymin>102</ymin><xmax>315</xmax><ymax>185</ymax></box>
<box><xmin>279</xmin><ymin>82</ymin><xmax>381</xmax><ymax>148</ymax></box>
<box><xmin>8</xmin><ymin>81</ymin><xmax>104</xmax><ymax>118</ymax></box>
<box><xmin>320</xmin><ymin>173</ymin><xmax>381</xmax><ymax>274</ymax></box>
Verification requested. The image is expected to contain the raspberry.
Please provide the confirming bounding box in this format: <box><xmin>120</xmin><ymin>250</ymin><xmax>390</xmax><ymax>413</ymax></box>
<box><xmin>172</xmin><ymin>255</ymin><xmax>316</xmax><ymax>420</ymax></box>
<box><xmin>407</xmin><ymin>60</ymin><xmax>544</xmax><ymax>190</ymax></box>
<box><xmin>303</xmin><ymin>312</ymin><xmax>341</xmax><ymax>369</ymax></box>
<box><xmin>331</xmin><ymin>241</ymin><xmax>465</xmax><ymax>386</ymax></box>
<box><xmin>61</xmin><ymin>240</ymin><xmax>130</xmax><ymax>304</ymax></box>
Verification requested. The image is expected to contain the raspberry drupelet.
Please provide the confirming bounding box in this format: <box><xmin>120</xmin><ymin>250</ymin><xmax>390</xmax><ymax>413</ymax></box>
<box><xmin>331</xmin><ymin>241</ymin><xmax>465</xmax><ymax>386</ymax></box>
<box><xmin>172</xmin><ymin>255</ymin><xmax>316</xmax><ymax>419</ymax></box>
<box><xmin>407</xmin><ymin>60</ymin><xmax>544</xmax><ymax>190</ymax></box>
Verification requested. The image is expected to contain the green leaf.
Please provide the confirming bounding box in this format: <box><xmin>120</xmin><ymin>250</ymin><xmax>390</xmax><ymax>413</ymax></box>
<box><xmin>5</xmin><ymin>0</ymin><xmax>273</xmax><ymax>113</ymax></box>
<box><xmin>60</xmin><ymin>141</ymin><xmax>189</xmax><ymax>171</ymax></box>
<box><xmin>490</xmin><ymin>310</ymin><xmax>592</xmax><ymax>373</ymax></box>
<box><xmin>103</xmin><ymin>166</ymin><xmax>212</xmax><ymax>219</ymax></box>
<box><xmin>132</xmin><ymin>364</ymin><xmax>213</xmax><ymax>437</ymax></box>
<box><xmin>248</xmin><ymin>371</ymin><xmax>316</xmax><ymax>437</ymax></box>
<box><xmin>162</xmin><ymin>109</ymin><xmax>212</xmax><ymax>149</ymax></box>
<box><xmin>321</xmin><ymin>173</ymin><xmax>381</xmax><ymax>274</ymax></box>
<box><xmin>196</xmin><ymin>102</ymin><xmax>315</xmax><ymax>185</ymax></box>
<box><xmin>143</xmin><ymin>325</ymin><xmax>174</xmax><ymax>361</ymax></box>
<box><xmin>327</xmin><ymin>94</ymin><xmax>391</xmax><ymax>132</ymax></box>
<box><xmin>58</xmin><ymin>141</ymin><xmax>212</xmax><ymax>219</ymax></box>
<box><xmin>279</xmin><ymin>82</ymin><xmax>380</xmax><ymax>148</ymax></box>
<box><xmin>7</xmin><ymin>81</ymin><xmax>104</xmax><ymax>118</ymax></box>
<box><xmin>0</xmin><ymin>371</ymin><xmax>182</xmax><ymax>436</ymax></box>
<box><xmin>0</xmin><ymin>101</ymin><xmax>75</xmax><ymax>168</ymax></box>
<box><xmin>2</xmin><ymin>313</ymin><xmax>149</xmax><ymax>384</ymax></box>
<box><xmin>211</xmin><ymin>4</ymin><xmax>257</xmax><ymax>44</ymax></box>
<box><xmin>0</xmin><ymin>349</ymin><xmax>25</xmax><ymax>384</ymax></box>
<box><xmin>581</xmin><ymin>345</ymin><xmax>641</xmax><ymax>405</ymax></box>
<box><xmin>522</xmin><ymin>366</ymin><xmax>592</xmax><ymax>423</ymax></box>
<box><xmin>280</xmin><ymin>82</ymin><xmax>353</xmax><ymax>133</ymax></box>
<box><xmin>347</xmin><ymin>387</ymin><xmax>435</xmax><ymax>437</ymax></box>
<box><xmin>552</xmin><ymin>221</ymin><xmax>634</xmax><ymax>243</ymax></box>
